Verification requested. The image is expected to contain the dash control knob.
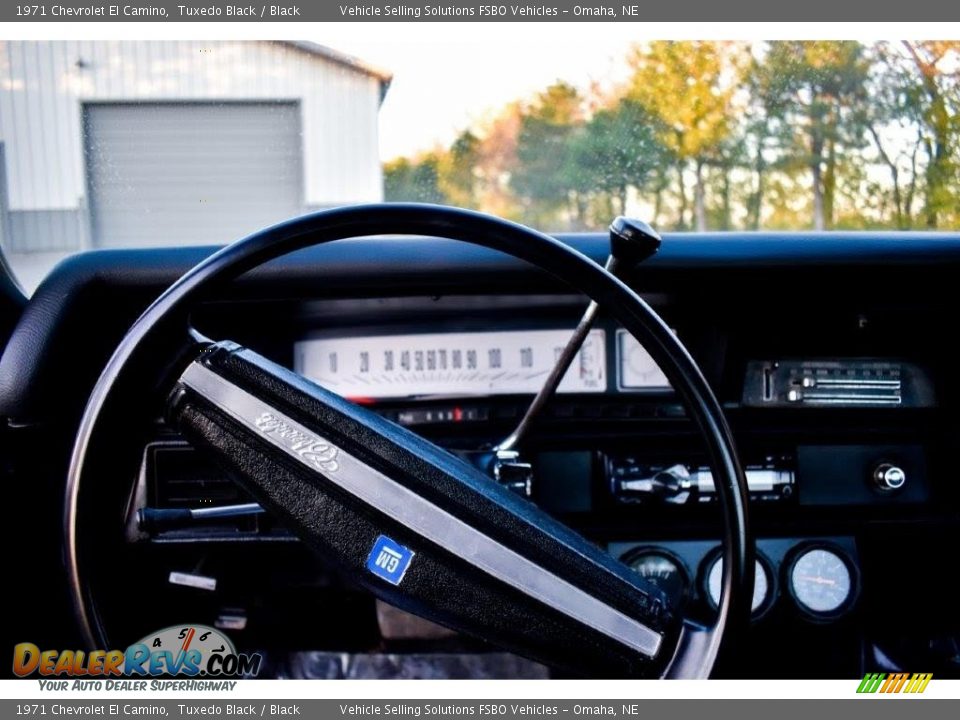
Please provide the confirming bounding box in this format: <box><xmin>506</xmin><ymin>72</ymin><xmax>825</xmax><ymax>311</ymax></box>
<box><xmin>873</xmin><ymin>463</ymin><xmax>906</xmax><ymax>492</ymax></box>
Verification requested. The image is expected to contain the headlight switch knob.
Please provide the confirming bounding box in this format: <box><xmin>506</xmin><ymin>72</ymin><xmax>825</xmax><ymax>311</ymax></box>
<box><xmin>873</xmin><ymin>463</ymin><xmax>906</xmax><ymax>492</ymax></box>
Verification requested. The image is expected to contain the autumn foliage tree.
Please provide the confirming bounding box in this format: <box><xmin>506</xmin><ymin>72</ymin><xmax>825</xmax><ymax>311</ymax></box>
<box><xmin>625</xmin><ymin>41</ymin><xmax>743</xmax><ymax>230</ymax></box>
<box><xmin>384</xmin><ymin>40</ymin><xmax>960</xmax><ymax>233</ymax></box>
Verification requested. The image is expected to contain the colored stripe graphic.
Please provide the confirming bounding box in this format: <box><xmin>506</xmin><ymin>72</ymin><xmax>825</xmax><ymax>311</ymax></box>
<box><xmin>857</xmin><ymin>672</ymin><xmax>932</xmax><ymax>694</ymax></box>
<box><xmin>856</xmin><ymin>673</ymin><xmax>884</xmax><ymax>693</ymax></box>
<box><xmin>906</xmin><ymin>673</ymin><xmax>933</xmax><ymax>693</ymax></box>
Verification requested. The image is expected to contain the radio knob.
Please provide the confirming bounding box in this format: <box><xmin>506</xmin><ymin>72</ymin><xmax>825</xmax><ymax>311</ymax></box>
<box><xmin>873</xmin><ymin>463</ymin><xmax>906</xmax><ymax>492</ymax></box>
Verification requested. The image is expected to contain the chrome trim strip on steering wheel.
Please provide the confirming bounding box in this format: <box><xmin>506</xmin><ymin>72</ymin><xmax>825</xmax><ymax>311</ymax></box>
<box><xmin>180</xmin><ymin>360</ymin><xmax>664</xmax><ymax>658</ymax></box>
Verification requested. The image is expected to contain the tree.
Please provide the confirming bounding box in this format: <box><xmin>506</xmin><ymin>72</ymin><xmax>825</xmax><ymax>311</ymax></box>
<box><xmin>754</xmin><ymin>41</ymin><xmax>870</xmax><ymax>230</ymax></box>
<box><xmin>436</xmin><ymin>130</ymin><xmax>481</xmax><ymax>208</ymax></box>
<box><xmin>705</xmin><ymin>137</ymin><xmax>748</xmax><ymax>230</ymax></box>
<box><xmin>626</xmin><ymin>41</ymin><xmax>742</xmax><ymax>230</ymax></box>
<box><xmin>568</xmin><ymin>98</ymin><xmax>669</xmax><ymax>220</ymax></box>
<box><xmin>510</xmin><ymin>81</ymin><xmax>585</xmax><ymax>226</ymax></box>
<box><xmin>383</xmin><ymin>154</ymin><xmax>445</xmax><ymax>204</ymax></box>
<box><xmin>382</xmin><ymin>41</ymin><xmax>960</xmax><ymax>233</ymax></box>
<box><xmin>900</xmin><ymin>42</ymin><xmax>960</xmax><ymax>228</ymax></box>
<box><xmin>470</xmin><ymin>103</ymin><xmax>523</xmax><ymax>219</ymax></box>
<box><xmin>863</xmin><ymin>43</ymin><xmax>926</xmax><ymax>228</ymax></box>
<box><xmin>743</xmin><ymin>51</ymin><xmax>797</xmax><ymax>230</ymax></box>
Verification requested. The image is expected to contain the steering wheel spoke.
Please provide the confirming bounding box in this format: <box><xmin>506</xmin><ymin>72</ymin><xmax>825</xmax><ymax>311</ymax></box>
<box><xmin>169</xmin><ymin>341</ymin><xmax>676</xmax><ymax>677</ymax></box>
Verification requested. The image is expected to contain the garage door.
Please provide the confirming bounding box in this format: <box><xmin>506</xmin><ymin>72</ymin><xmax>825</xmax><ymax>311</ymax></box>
<box><xmin>84</xmin><ymin>102</ymin><xmax>303</xmax><ymax>248</ymax></box>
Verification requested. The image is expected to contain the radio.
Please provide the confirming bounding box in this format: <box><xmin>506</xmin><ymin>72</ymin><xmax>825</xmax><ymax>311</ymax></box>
<box><xmin>607</xmin><ymin>454</ymin><xmax>795</xmax><ymax>504</ymax></box>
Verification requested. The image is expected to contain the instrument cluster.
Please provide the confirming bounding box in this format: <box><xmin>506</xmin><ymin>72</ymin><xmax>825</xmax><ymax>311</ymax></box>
<box><xmin>612</xmin><ymin>537</ymin><xmax>859</xmax><ymax>623</ymax></box>
<box><xmin>293</xmin><ymin>327</ymin><xmax>670</xmax><ymax>401</ymax></box>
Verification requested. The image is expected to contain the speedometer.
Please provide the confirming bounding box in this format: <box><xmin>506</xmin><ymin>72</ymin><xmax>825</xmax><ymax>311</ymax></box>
<box><xmin>294</xmin><ymin>329</ymin><xmax>607</xmax><ymax>400</ymax></box>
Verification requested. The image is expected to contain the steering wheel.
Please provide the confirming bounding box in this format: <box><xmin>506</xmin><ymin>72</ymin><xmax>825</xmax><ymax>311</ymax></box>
<box><xmin>65</xmin><ymin>204</ymin><xmax>751</xmax><ymax>679</ymax></box>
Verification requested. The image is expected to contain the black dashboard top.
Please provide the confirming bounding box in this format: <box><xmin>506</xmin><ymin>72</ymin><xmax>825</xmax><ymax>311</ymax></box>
<box><xmin>3</xmin><ymin>231</ymin><xmax>960</xmax><ymax>423</ymax></box>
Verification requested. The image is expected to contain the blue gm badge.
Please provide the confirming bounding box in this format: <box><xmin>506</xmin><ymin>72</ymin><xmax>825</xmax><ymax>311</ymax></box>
<box><xmin>366</xmin><ymin>535</ymin><xmax>415</xmax><ymax>585</ymax></box>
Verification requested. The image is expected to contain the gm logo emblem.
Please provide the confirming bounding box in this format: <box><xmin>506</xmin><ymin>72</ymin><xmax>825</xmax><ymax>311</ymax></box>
<box><xmin>366</xmin><ymin>535</ymin><xmax>414</xmax><ymax>585</ymax></box>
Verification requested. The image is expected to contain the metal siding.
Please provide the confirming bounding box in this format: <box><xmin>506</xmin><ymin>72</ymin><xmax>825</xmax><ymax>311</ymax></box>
<box><xmin>85</xmin><ymin>102</ymin><xmax>303</xmax><ymax>248</ymax></box>
<box><xmin>0</xmin><ymin>143</ymin><xmax>9</xmax><ymax>251</ymax></box>
<box><xmin>0</xmin><ymin>40</ymin><xmax>383</xmax><ymax>253</ymax></box>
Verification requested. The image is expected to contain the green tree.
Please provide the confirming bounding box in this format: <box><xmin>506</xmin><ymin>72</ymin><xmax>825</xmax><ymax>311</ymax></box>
<box><xmin>743</xmin><ymin>52</ymin><xmax>797</xmax><ymax>230</ymax></box>
<box><xmin>568</xmin><ymin>98</ymin><xmax>669</xmax><ymax>220</ymax></box>
<box><xmin>383</xmin><ymin>154</ymin><xmax>446</xmax><ymax>204</ymax></box>
<box><xmin>438</xmin><ymin>130</ymin><xmax>481</xmax><ymax>208</ymax></box>
<box><xmin>510</xmin><ymin>81</ymin><xmax>585</xmax><ymax>227</ymax></box>
<box><xmin>753</xmin><ymin>41</ymin><xmax>871</xmax><ymax>230</ymax></box>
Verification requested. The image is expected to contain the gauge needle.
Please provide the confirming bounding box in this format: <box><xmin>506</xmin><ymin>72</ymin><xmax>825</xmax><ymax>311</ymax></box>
<box><xmin>174</xmin><ymin>626</ymin><xmax>195</xmax><ymax>672</ymax></box>
<box><xmin>798</xmin><ymin>575</ymin><xmax>836</xmax><ymax>585</ymax></box>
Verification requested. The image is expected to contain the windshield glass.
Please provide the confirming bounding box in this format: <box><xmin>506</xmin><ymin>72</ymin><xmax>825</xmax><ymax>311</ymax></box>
<box><xmin>0</xmin><ymin>38</ymin><xmax>957</xmax><ymax>293</ymax></box>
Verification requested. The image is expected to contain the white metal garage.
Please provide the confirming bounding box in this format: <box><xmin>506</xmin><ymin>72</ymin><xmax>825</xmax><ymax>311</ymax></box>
<box><xmin>84</xmin><ymin>102</ymin><xmax>304</xmax><ymax>247</ymax></box>
<box><xmin>0</xmin><ymin>40</ymin><xmax>391</xmax><ymax>291</ymax></box>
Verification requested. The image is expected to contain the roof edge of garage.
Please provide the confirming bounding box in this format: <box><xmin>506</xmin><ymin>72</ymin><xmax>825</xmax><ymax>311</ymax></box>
<box><xmin>276</xmin><ymin>41</ymin><xmax>393</xmax><ymax>102</ymax></box>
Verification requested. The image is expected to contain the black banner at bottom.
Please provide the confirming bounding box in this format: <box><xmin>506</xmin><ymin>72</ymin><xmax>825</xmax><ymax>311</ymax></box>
<box><xmin>0</xmin><ymin>700</ymin><xmax>957</xmax><ymax>720</ymax></box>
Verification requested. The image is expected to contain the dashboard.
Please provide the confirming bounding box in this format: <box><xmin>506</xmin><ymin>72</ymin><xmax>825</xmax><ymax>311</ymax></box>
<box><xmin>2</xmin><ymin>231</ymin><xmax>960</xmax><ymax>679</ymax></box>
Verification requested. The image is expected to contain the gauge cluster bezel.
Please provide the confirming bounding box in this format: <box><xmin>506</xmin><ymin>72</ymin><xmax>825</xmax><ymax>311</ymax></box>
<box><xmin>288</xmin><ymin>315</ymin><xmax>678</xmax><ymax>403</ymax></box>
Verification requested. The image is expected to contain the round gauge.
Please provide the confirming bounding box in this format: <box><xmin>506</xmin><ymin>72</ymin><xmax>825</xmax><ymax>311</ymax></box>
<box><xmin>704</xmin><ymin>555</ymin><xmax>771</xmax><ymax>615</ymax></box>
<box><xmin>617</xmin><ymin>331</ymin><xmax>670</xmax><ymax>390</ymax></box>
<box><xmin>788</xmin><ymin>546</ymin><xmax>854</xmax><ymax>617</ymax></box>
<box><xmin>622</xmin><ymin>549</ymin><xmax>688</xmax><ymax>605</ymax></box>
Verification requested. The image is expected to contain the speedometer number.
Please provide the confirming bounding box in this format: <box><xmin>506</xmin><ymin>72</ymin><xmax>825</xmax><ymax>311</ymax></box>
<box><xmin>295</xmin><ymin>329</ymin><xmax>607</xmax><ymax>399</ymax></box>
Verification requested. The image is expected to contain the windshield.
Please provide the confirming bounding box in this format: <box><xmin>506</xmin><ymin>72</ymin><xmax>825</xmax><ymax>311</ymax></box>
<box><xmin>0</xmin><ymin>38</ymin><xmax>957</xmax><ymax>293</ymax></box>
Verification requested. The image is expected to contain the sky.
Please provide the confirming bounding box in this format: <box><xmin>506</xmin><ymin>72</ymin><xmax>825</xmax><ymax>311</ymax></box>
<box><xmin>323</xmin><ymin>26</ymin><xmax>644</xmax><ymax>160</ymax></box>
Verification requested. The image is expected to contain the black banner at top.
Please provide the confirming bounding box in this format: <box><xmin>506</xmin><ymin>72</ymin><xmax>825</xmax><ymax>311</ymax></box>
<box><xmin>4</xmin><ymin>0</ymin><xmax>959</xmax><ymax>22</ymax></box>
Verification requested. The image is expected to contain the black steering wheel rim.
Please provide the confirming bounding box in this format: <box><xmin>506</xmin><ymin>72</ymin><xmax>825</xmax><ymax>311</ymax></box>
<box><xmin>65</xmin><ymin>202</ymin><xmax>751</xmax><ymax>678</ymax></box>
